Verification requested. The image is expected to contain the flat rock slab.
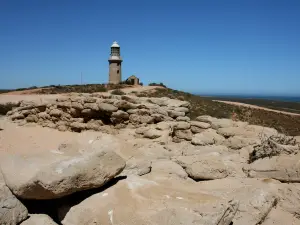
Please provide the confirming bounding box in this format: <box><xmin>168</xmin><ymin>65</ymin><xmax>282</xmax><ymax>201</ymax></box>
<box><xmin>20</xmin><ymin>214</ymin><xmax>58</xmax><ymax>225</ymax></box>
<box><xmin>175</xmin><ymin>154</ymin><xmax>229</xmax><ymax>180</ymax></box>
<box><xmin>245</xmin><ymin>154</ymin><xmax>300</xmax><ymax>182</ymax></box>
<box><xmin>0</xmin><ymin>174</ymin><xmax>28</xmax><ymax>225</ymax></box>
<box><xmin>62</xmin><ymin>175</ymin><xmax>238</xmax><ymax>225</ymax></box>
<box><xmin>0</xmin><ymin>136</ymin><xmax>125</xmax><ymax>199</ymax></box>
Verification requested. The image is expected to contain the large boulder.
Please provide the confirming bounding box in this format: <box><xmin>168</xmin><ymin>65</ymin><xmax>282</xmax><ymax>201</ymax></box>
<box><xmin>196</xmin><ymin>178</ymin><xmax>279</xmax><ymax>225</ymax></box>
<box><xmin>191</xmin><ymin>129</ymin><xmax>225</xmax><ymax>146</ymax></box>
<box><xmin>175</xmin><ymin>154</ymin><xmax>229</xmax><ymax>180</ymax></box>
<box><xmin>151</xmin><ymin>160</ymin><xmax>188</xmax><ymax>179</ymax></box>
<box><xmin>245</xmin><ymin>154</ymin><xmax>300</xmax><ymax>182</ymax></box>
<box><xmin>223</xmin><ymin>136</ymin><xmax>261</xmax><ymax>149</ymax></box>
<box><xmin>0</xmin><ymin>173</ymin><xmax>28</xmax><ymax>224</ymax></box>
<box><xmin>174</xmin><ymin>129</ymin><xmax>193</xmax><ymax>141</ymax></box>
<box><xmin>0</xmin><ymin>136</ymin><xmax>125</xmax><ymax>199</ymax></box>
<box><xmin>61</xmin><ymin>175</ymin><xmax>238</xmax><ymax>225</ymax></box>
<box><xmin>119</xmin><ymin>157</ymin><xmax>151</xmax><ymax>176</ymax></box>
<box><xmin>20</xmin><ymin>214</ymin><xmax>58</xmax><ymax>225</ymax></box>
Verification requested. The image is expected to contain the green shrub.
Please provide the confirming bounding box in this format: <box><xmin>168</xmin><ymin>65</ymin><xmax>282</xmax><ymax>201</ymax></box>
<box><xmin>111</xmin><ymin>89</ymin><xmax>125</xmax><ymax>95</ymax></box>
<box><xmin>148</xmin><ymin>82</ymin><xmax>167</xmax><ymax>88</ymax></box>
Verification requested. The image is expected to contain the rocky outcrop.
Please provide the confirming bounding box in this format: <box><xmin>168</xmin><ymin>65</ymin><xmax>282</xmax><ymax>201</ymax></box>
<box><xmin>0</xmin><ymin>173</ymin><xmax>28</xmax><ymax>225</ymax></box>
<box><xmin>6</xmin><ymin>94</ymin><xmax>190</xmax><ymax>132</ymax></box>
<box><xmin>20</xmin><ymin>214</ymin><xmax>58</xmax><ymax>225</ymax></box>
<box><xmin>61</xmin><ymin>175</ymin><xmax>238</xmax><ymax>225</ymax></box>
<box><xmin>0</xmin><ymin>136</ymin><xmax>125</xmax><ymax>199</ymax></box>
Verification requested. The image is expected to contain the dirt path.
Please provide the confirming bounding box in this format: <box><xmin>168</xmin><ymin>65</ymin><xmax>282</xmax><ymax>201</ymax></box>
<box><xmin>108</xmin><ymin>85</ymin><xmax>164</xmax><ymax>94</ymax></box>
<box><xmin>215</xmin><ymin>100</ymin><xmax>300</xmax><ymax>117</ymax></box>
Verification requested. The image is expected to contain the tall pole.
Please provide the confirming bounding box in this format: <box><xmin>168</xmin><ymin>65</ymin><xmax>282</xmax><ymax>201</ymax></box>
<box><xmin>81</xmin><ymin>72</ymin><xmax>82</xmax><ymax>85</ymax></box>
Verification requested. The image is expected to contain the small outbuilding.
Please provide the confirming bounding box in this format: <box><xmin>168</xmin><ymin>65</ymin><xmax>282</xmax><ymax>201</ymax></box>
<box><xmin>126</xmin><ymin>75</ymin><xmax>140</xmax><ymax>85</ymax></box>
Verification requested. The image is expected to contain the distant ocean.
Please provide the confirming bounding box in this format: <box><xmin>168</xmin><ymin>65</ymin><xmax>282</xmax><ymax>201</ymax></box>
<box><xmin>198</xmin><ymin>94</ymin><xmax>300</xmax><ymax>103</ymax></box>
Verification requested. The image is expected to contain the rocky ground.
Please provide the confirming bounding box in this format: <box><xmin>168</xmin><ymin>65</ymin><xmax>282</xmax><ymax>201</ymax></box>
<box><xmin>1</xmin><ymin>92</ymin><xmax>300</xmax><ymax>225</ymax></box>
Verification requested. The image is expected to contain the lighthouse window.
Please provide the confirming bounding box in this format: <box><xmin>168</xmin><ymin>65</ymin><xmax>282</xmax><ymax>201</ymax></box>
<box><xmin>117</xmin><ymin>70</ymin><xmax>119</xmax><ymax>74</ymax></box>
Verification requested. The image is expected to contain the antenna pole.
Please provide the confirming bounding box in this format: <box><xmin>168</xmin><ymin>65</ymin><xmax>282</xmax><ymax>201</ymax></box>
<box><xmin>81</xmin><ymin>72</ymin><xmax>82</xmax><ymax>85</ymax></box>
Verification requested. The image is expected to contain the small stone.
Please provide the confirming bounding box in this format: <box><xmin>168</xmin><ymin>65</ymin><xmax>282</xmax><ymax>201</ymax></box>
<box><xmin>176</xmin><ymin>116</ymin><xmax>190</xmax><ymax>122</ymax></box>
<box><xmin>190</xmin><ymin>121</ymin><xmax>211</xmax><ymax>129</ymax></box>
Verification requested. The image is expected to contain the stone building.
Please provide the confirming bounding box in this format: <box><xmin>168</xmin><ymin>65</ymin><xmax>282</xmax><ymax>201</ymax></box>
<box><xmin>108</xmin><ymin>41</ymin><xmax>122</xmax><ymax>84</ymax></box>
<box><xmin>126</xmin><ymin>75</ymin><xmax>140</xmax><ymax>85</ymax></box>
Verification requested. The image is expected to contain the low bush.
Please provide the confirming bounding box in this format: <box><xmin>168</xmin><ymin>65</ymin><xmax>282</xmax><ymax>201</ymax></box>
<box><xmin>111</xmin><ymin>89</ymin><xmax>125</xmax><ymax>95</ymax></box>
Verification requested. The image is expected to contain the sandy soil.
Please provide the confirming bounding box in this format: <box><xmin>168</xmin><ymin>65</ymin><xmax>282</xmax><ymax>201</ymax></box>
<box><xmin>215</xmin><ymin>100</ymin><xmax>300</xmax><ymax>117</ymax></box>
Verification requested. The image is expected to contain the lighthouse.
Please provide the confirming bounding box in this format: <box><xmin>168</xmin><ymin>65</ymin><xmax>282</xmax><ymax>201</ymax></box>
<box><xmin>108</xmin><ymin>41</ymin><xmax>122</xmax><ymax>84</ymax></box>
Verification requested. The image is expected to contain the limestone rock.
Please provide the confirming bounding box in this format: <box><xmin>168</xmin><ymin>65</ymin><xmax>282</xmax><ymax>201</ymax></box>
<box><xmin>191</xmin><ymin>129</ymin><xmax>225</xmax><ymax>146</ymax></box>
<box><xmin>98</xmin><ymin>103</ymin><xmax>118</xmax><ymax>113</ymax></box>
<box><xmin>111</xmin><ymin>110</ymin><xmax>129</xmax><ymax>124</ymax></box>
<box><xmin>20</xmin><ymin>214</ymin><xmax>58</xmax><ymax>225</ymax></box>
<box><xmin>71</xmin><ymin>102</ymin><xmax>84</xmax><ymax>110</ymax></box>
<box><xmin>174</xmin><ymin>107</ymin><xmax>189</xmax><ymax>113</ymax></box>
<box><xmin>176</xmin><ymin>116</ymin><xmax>190</xmax><ymax>122</ymax></box>
<box><xmin>0</xmin><ymin>137</ymin><xmax>126</xmax><ymax>199</ymax></box>
<box><xmin>49</xmin><ymin>109</ymin><xmax>62</xmax><ymax>117</ymax></box>
<box><xmin>143</xmin><ymin>128</ymin><xmax>163</xmax><ymax>139</ymax></box>
<box><xmin>114</xmin><ymin>100</ymin><xmax>137</xmax><ymax>110</ymax></box>
<box><xmin>83</xmin><ymin>103</ymin><xmax>99</xmax><ymax>111</ymax></box>
<box><xmin>174</xmin><ymin>121</ymin><xmax>191</xmax><ymax>130</ymax></box>
<box><xmin>191</xmin><ymin>125</ymin><xmax>204</xmax><ymax>133</ymax></box>
<box><xmin>119</xmin><ymin>157</ymin><xmax>151</xmax><ymax>176</ymax></box>
<box><xmin>129</xmin><ymin>114</ymin><xmax>154</xmax><ymax>124</ymax></box>
<box><xmin>174</xmin><ymin>129</ymin><xmax>193</xmax><ymax>141</ymax></box>
<box><xmin>86</xmin><ymin>119</ymin><xmax>103</xmax><ymax>131</ymax></box>
<box><xmin>62</xmin><ymin>175</ymin><xmax>238</xmax><ymax>225</ymax></box>
<box><xmin>151</xmin><ymin>160</ymin><xmax>188</xmax><ymax>179</ymax></box>
<box><xmin>168</xmin><ymin>110</ymin><xmax>185</xmax><ymax>118</ymax></box>
<box><xmin>10</xmin><ymin>112</ymin><xmax>25</xmax><ymax>120</ymax></box>
<box><xmin>26</xmin><ymin>114</ymin><xmax>38</xmax><ymax>123</ymax></box>
<box><xmin>224</xmin><ymin>136</ymin><xmax>260</xmax><ymax>149</ymax></box>
<box><xmin>175</xmin><ymin>154</ymin><xmax>229</xmax><ymax>180</ymax></box>
<box><xmin>245</xmin><ymin>154</ymin><xmax>300</xmax><ymax>182</ymax></box>
<box><xmin>191</xmin><ymin>120</ymin><xmax>211</xmax><ymax>129</ymax></box>
<box><xmin>69</xmin><ymin>122</ymin><xmax>86</xmax><ymax>131</ymax></box>
<box><xmin>0</xmin><ymin>174</ymin><xmax>28</xmax><ymax>225</ymax></box>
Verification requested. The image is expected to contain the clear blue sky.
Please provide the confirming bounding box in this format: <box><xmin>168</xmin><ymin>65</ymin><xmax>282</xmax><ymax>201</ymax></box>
<box><xmin>1</xmin><ymin>0</ymin><xmax>300</xmax><ymax>95</ymax></box>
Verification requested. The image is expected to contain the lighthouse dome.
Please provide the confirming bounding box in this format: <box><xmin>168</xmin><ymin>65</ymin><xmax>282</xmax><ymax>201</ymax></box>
<box><xmin>111</xmin><ymin>41</ymin><xmax>120</xmax><ymax>48</ymax></box>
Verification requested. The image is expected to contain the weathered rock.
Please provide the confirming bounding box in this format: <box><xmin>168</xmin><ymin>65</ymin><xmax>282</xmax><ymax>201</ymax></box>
<box><xmin>86</xmin><ymin>119</ymin><xmax>103</xmax><ymax>131</ymax></box>
<box><xmin>69</xmin><ymin>122</ymin><xmax>86</xmax><ymax>131</ymax></box>
<box><xmin>174</xmin><ymin>107</ymin><xmax>189</xmax><ymax>113</ymax></box>
<box><xmin>49</xmin><ymin>109</ymin><xmax>62</xmax><ymax>117</ymax></box>
<box><xmin>83</xmin><ymin>103</ymin><xmax>99</xmax><ymax>111</ymax></box>
<box><xmin>111</xmin><ymin>110</ymin><xmax>129</xmax><ymax>124</ymax></box>
<box><xmin>174</xmin><ymin>129</ymin><xmax>193</xmax><ymax>141</ymax></box>
<box><xmin>71</xmin><ymin>102</ymin><xmax>84</xmax><ymax>110</ymax></box>
<box><xmin>62</xmin><ymin>175</ymin><xmax>238</xmax><ymax>225</ymax></box>
<box><xmin>0</xmin><ymin>137</ymin><xmax>126</xmax><ymax>199</ymax></box>
<box><xmin>26</xmin><ymin>114</ymin><xmax>38</xmax><ymax>123</ymax></box>
<box><xmin>191</xmin><ymin>125</ymin><xmax>204</xmax><ymax>133</ymax></box>
<box><xmin>224</xmin><ymin>136</ymin><xmax>260</xmax><ymax>149</ymax></box>
<box><xmin>10</xmin><ymin>112</ymin><xmax>25</xmax><ymax>120</ymax></box>
<box><xmin>0</xmin><ymin>174</ymin><xmax>28</xmax><ymax>225</ymax></box>
<box><xmin>114</xmin><ymin>100</ymin><xmax>137</xmax><ymax>110</ymax></box>
<box><xmin>119</xmin><ymin>158</ymin><xmax>151</xmax><ymax>176</ymax></box>
<box><xmin>196</xmin><ymin>178</ymin><xmax>278</xmax><ymax>225</ymax></box>
<box><xmin>168</xmin><ymin>110</ymin><xmax>185</xmax><ymax>118</ymax></box>
<box><xmin>191</xmin><ymin>120</ymin><xmax>211</xmax><ymax>129</ymax></box>
<box><xmin>175</xmin><ymin>155</ymin><xmax>229</xmax><ymax>180</ymax></box>
<box><xmin>98</xmin><ymin>103</ymin><xmax>118</xmax><ymax>113</ymax></box>
<box><xmin>261</xmin><ymin>207</ymin><xmax>300</xmax><ymax>225</ymax></box>
<box><xmin>191</xmin><ymin>129</ymin><xmax>225</xmax><ymax>146</ymax></box>
<box><xmin>176</xmin><ymin>116</ymin><xmax>190</xmax><ymax>122</ymax></box>
<box><xmin>151</xmin><ymin>160</ymin><xmax>188</xmax><ymax>179</ymax></box>
<box><xmin>174</xmin><ymin>121</ymin><xmax>190</xmax><ymax>130</ymax></box>
<box><xmin>245</xmin><ymin>154</ymin><xmax>300</xmax><ymax>182</ymax></box>
<box><xmin>129</xmin><ymin>114</ymin><xmax>154</xmax><ymax>124</ymax></box>
<box><xmin>143</xmin><ymin>128</ymin><xmax>163</xmax><ymax>139</ymax></box>
<box><xmin>20</xmin><ymin>214</ymin><xmax>58</xmax><ymax>225</ymax></box>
